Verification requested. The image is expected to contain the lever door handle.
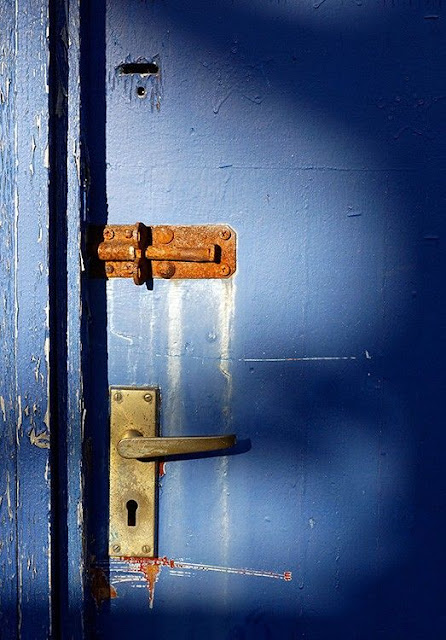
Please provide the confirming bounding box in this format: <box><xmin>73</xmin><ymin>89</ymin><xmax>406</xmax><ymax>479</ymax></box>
<box><xmin>109</xmin><ymin>387</ymin><xmax>236</xmax><ymax>558</ymax></box>
<box><xmin>117</xmin><ymin>431</ymin><xmax>236</xmax><ymax>459</ymax></box>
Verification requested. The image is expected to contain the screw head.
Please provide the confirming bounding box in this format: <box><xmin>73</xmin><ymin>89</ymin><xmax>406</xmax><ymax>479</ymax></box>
<box><xmin>124</xmin><ymin>228</ymin><xmax>133</xmax><ymax>239</ymax></box>
<box><xmin>103</xmin><ymin>228</ymin><xmax>115</xmax><ymax>240</ymax></box>
<box><xmin>143</xmin><ymin>393</ymin><xmax>153</xmax><ymax>403</ymax></box>
<box><xmin>142</xmin><ymin>545</ymin><xmax>151</xmax><ymax>554</ymax></box>
<box><xmin>114</xmin><ymin>391</ymin><xmax>123</xmax><ymax>403</ymax></box>
<box><xmin>220</xmin><ymin>264</ymin><xmax>231</xmax><ymax>276</ymax></box>
<box><xmin>112</xmin><ymin>544</ymin><xmax>121</xmax><ymax>553</ymax></box>
<box><xmin>105</xmin><ymin>264</ymin><xmax>114</xmax><ymax>274</ymax></box>
<box><xmin>219</xmin><ymin>228</ymin><xmax>231</xmax><ymax>241</ymax></box>
<box><xmin>155</xmin><ymin>227</ymin><xmax>174</xmax><ymax>244</ymax></box>
<box><xmin>158</xmin><ymin>262</ymin><xmax>176</xmax><ymax>279</ymax></box>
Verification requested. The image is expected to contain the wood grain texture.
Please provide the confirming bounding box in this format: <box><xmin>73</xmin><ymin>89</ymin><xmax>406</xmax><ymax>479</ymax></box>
<box><xmin>15</xmin><ymin>0</ymin><xmax>52</xmax><ymax>636</ymax></box>
<box><xmin>65</xmin><ymin>0</ymin><xmax>86</xmax><ymax>635</ymax></box>
<box><xmin>0</xmin><ymin>1</ymin><xmax>19</xmax><ymax>635</ymax></box>
<box><xmin>0</xmin><ymin>0</ymin><xmax>52</xmax><ymax>637</ymax></box>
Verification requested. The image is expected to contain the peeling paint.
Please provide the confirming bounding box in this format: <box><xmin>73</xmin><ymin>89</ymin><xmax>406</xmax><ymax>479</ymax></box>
<box><xmin>43</xmin><ymin>335</ymin><xmax>50</xmax><ymax>429</ymax></box>
<box><xmin>29</xmin><ymin>427</ymin><xmax>50</xmax><ymax>449</ymax></box>
<box><xmin>0</xmin><ymin>395</ymin><xmax>6</xmax><ymax>422</ymax></box>
<box><xmin>16</xmin><ymin>395</ymin><xmax>22</xmax><ymax>446</ymax></box>
<box><xmin>5</xmin><ymin>471</ymin><xmax>13</xmax><ymax>521</ymax></box>
<box><xmin>90</xmin><ymin>567</ymin><xmax>117</xmax><ymax>608</ymax></box>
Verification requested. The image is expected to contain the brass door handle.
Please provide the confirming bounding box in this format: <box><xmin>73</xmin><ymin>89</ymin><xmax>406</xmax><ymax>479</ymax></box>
<box><xmin>117</xmin><ymin>431</ymin><xmax>236</xmax><ymax>459</ymax></box>
<box><xmin>110</xmin><ymin>387</ymin><xmax>237</xmax><ymax>558</ymax></box>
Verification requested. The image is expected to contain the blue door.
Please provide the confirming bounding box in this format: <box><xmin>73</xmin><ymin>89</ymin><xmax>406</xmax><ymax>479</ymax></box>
<box><xmin>80</xmin><ymin>1</ymin><xmax>446</xmax><ymax>638</ymax></box>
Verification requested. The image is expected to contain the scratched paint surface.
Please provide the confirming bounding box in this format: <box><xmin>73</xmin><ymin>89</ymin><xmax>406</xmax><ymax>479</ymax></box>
<box><xmin>84</xmin><ymin>0</ymin><xmax>446</xmax><ymax>638</ymax></box>
<box><xmin>0</xmin><ymin>0</ymin><xmax>52</xmax><ymax>637</ymax></box>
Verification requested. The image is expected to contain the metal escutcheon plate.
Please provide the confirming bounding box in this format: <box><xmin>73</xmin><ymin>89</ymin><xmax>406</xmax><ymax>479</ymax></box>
<box><xmin>109</xmin><ymin>386</ymin><xmax>158</xmax><ymax>558</ymax></box>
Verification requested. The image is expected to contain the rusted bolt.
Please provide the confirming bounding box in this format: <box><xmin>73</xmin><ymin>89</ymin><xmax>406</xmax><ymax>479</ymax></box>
<box><xmin>114</xmin><ymin>391</ymin><xmax>123</xmax><ymax>402</ymax></box>
<box><xmin>124</xmin><ymin>228</ymin><xmax>133</xmax><ymax>239</ymax></box>
<box><xmin>125</xmin><ymin>263</ymin><xmax>133</xmax><ymax>272</ymax></box>
<box><xmin>103</xmin><ymin>228</ymin><xmax>114</xmax><ymax>240</ymax></box>
<box><xmin>142</xmin><ymin>545</ymin><xmax>151</xmax><ymax>553</ymax></box>
<box><xmin>105</xmin><ymin>264</ymin><xmax>114</xmax><ymax>274</ymax></box>
<box><xmin>143</xmin><ymin>393</ymin><xmax>153</xmax><ymax>403</ymax></box>
<box><xmin>156</xmin><ymin>227</ymin><xmax>174</xmax><ymax>244</ymax></box>
<box><xmin>220</xmin><ymin>264</ymin><xmax>231</xmax><ymax>276</ymax></box>
<box><xmin>158</xmin><ymin>262</ymin><xmax>176</xmax><ymax>279</ymax></box>
<box><xmin>219</xmin><ymin>228</ymin><xmax>231</xmax><ymax>241</ymax></box>
<box><xmin>112</xmin><ymin>544</ymin><xmax>121</xmax><ymax>553</ymax></box>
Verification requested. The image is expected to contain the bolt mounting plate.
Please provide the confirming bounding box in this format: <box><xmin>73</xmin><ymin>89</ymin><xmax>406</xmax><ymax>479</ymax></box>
<box><xmin>88</xmin><ymin>224</ymin><xmax>237</xmax><ymax>285</ymax></box>
<box><xmin>109</xmin><ymin>387</ymin><xmax>158</xmax><ymax>558</ymax></box>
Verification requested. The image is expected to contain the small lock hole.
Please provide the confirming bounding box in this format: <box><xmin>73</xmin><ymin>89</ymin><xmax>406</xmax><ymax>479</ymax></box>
<box><xmin>118</xmin><ymin>62</ymin><xmax>159</xmax><ymax>75</ymax></box>
<box><xmin>126</xmin><ymin>499</ymin><xmax>138</xmax><ymax>527</ymax></box>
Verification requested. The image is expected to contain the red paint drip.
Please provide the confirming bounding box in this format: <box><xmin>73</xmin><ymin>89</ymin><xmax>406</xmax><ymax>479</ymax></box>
<box><xmin>126</xmin><ymin>558</ymin><xmax>162</xmax><ymax>608</ymax></box>
<box><xmin>119</xmin><ymin>556</ymin><xmax>292</xmax><ymax>608</ymax></box>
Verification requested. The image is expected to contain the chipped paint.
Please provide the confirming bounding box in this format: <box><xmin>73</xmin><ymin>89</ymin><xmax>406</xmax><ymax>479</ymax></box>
<box><xmin>5</xmin><ymin>471</ymin><xmax>13</xmax><ymax>521</ymax></box>
<box><xmin>0</xmin><ymin>395</ymin><xmax>6</xmax><ymax>422</ymax></box>
<box><xmin>43</xmin><ymin>335</ymin><xmax>50</xmax><ymax>429</ymax></box>
<box><xmin>90</xmin><ymin>567</ymin><xmax>117</xmax><ymax>608</ymax></box>
<box><xmin>28</xmin><ymin>427</ymin><xmax>50</xmax><ymax>449</ymax></box>
<box><xmin>16</xmin><ymin>395</ymin><xmax>22</xmax><ymax>446</ymax></box>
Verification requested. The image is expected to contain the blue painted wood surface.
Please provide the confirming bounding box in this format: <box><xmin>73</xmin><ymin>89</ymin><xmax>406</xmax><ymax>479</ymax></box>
<box><xmin>0</xmin><ymin>0</ymin><xmax>52</xmax><ymax>636</ymax></box>
<box><xmin>79</xmin><ymin>1</ymin><xmax>446</xmax><ymax>638</ymax></box>
<box><xmin>0</xmin><ymin>3</ymin><xmax>19</xmax><ymax>634</ymax></box>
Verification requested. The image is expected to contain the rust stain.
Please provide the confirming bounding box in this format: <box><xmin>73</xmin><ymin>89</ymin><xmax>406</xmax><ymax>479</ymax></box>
<box><xmin>90</xmin><ymin>566</ymin><xmax>117</xmax><ymax>607</ymax></box>
<box><xmin>126</xmin><ymin>558</ymin><xmax>162</xmax><ymax>608</ymax></box>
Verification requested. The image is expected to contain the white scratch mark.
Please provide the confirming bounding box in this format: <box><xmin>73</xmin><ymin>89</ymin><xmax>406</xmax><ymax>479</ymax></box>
<box><xmin>156</xmin><ymin>353</ymin><xmax>357</xmax><ymax>363</ymax></box>
<box><xmin>365</xmin><ymin>350</ymin><xmax>372</xmax><ymax>360</ymax></box>
<box><xmin>242</xmin><ymin>356</ymin><xmax>357</xmax><ymax>362</ymax></box>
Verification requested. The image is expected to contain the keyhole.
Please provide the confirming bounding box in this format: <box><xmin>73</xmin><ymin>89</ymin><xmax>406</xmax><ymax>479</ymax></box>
<box><xmin>126</xmin><ymin>500</ymin><xmax>138</xmax><ymax>527</ymax></box>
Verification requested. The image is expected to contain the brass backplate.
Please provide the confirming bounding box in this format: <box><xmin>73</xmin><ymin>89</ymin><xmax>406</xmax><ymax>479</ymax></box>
<box><xmin>109</xmin><ymin>387</ymin><xmax>158</xmax><ymax>558</ymax></box>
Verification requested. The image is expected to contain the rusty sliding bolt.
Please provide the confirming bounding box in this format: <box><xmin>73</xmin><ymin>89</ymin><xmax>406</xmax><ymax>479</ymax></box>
<box><xmin>88</xmin><ymin>223</ymin><xmax>236</xmax><ymax>284</ymax></box>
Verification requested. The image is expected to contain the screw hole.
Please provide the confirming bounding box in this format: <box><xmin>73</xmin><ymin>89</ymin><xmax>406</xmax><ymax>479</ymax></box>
<box><xmin>136</xmin><ymin>86</ymin><xmax>146</xmax><ymax>98</ymax></box>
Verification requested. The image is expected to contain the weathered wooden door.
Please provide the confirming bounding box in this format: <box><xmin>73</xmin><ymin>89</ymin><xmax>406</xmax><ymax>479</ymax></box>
<box><xmin>80</xmin><ymin>2</ymin><xmax>446</xmax><ymax>638</ymax></box>
<box><xmin>3</xmin><ymin>1</ymin><xmax>446</xmax><ymax>639</ymax></box>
